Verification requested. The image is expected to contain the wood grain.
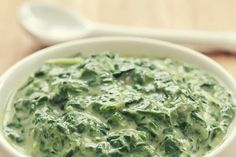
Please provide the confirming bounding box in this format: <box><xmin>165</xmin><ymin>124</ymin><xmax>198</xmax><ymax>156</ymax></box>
<box><xmin>0</xmin><ymin>0</ymin><xmax>236</xmax><ymax>79</ymax></box>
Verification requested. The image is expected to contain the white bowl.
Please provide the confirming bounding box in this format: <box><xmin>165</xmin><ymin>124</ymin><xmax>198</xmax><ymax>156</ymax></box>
<box><xmin>0</xmin><ymin>37</ymin><xmax>236</xmax><ymax>157</ymax></box>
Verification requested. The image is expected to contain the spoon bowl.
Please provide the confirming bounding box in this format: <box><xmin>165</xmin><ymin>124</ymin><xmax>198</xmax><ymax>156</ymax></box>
<box><xmin>18</xmin><ymin>2</ymin><xmax>93</xmax><ymax>44</ymax></box>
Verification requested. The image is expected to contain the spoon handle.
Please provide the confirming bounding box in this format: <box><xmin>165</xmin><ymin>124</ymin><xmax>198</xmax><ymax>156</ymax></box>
<box><xmin>91</xmin><ymin>24</ymin><xmax>236</xmax><ymax>53</ymax></box>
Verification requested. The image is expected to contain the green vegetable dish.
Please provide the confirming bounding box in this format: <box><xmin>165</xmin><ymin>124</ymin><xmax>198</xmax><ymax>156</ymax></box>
<box><xmin>4</xmin><ymin>52</ymin><xmax>235</xmax><ymax>157</ymax></box>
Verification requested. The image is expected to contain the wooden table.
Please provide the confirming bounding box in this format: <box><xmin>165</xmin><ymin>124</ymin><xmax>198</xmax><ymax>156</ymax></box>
<box><xmin>1</xmin><ymin>0</ymin><xmax>236</xmax><ymax>77</ymax></box>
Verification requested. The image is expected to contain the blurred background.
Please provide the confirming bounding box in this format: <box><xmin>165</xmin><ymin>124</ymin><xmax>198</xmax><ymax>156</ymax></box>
<box><xmin>1</xmin><ymin>0</ymin><xmax>236</xmax><ymax>77</ymax></box>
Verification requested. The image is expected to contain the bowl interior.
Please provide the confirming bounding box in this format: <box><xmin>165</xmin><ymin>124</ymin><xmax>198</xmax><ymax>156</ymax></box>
<box><xmin>0</xmin><ymin>37</ymin><xmax>236</xmax><ymax>157</ymax></box>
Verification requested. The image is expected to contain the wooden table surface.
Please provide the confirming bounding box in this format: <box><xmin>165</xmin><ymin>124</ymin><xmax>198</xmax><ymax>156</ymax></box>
<box><xmin>1</xmin><ymin>0</ymin><xmax>236</xmax><ymax>77</ymax></box>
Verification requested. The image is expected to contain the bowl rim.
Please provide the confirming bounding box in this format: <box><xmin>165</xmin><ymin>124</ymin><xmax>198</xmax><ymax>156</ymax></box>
<box><xmin>0</xmin><ymin>36</ymin><xmax>236</xmax><ymax>157</ymax></box>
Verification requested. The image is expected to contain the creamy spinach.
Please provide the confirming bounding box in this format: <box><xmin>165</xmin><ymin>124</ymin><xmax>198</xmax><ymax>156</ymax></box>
<box><xmin>4</xmin><ymin>53</ymin><xmax>235</xmax><ymax>157</ymax></box>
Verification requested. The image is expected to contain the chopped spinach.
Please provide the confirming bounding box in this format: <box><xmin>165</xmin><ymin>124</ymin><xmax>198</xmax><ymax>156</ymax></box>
<box><xmin>4</xmin><ymin>52</ymin><xmax>235</xmax><ymax>157</ymax></box>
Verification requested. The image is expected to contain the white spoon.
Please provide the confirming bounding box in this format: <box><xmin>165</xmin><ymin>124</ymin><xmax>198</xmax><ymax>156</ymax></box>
<box><xmin>18</xmin><ymin>2</ymin><xmax>236</xmax><ymax>52</ymax></box>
